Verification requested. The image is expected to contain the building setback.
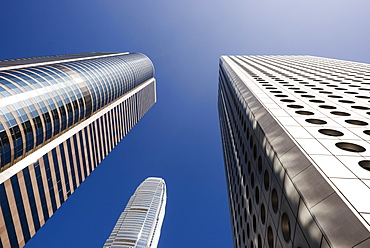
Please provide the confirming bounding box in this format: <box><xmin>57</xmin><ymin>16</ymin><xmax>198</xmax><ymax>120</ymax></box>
<box><xmin>218</xmin><ymin>55</ymin><xmax>370</xmax><ymax>247</ymax></box>
<box><xmin>0</xmin><ymin>52</ymin><xmax>156</xmax><ymax>247</ymax></box>
<box><xmin>103</xmin><ymin>177</ymin><xmax>166</xmax><ymax>248</ymax></box>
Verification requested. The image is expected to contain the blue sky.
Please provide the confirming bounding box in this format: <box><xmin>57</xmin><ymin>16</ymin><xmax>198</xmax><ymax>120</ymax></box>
<box><xmin>1</xmin><ymin>0</ymin><xmax>370</xmax><ymax>247</ymax></box>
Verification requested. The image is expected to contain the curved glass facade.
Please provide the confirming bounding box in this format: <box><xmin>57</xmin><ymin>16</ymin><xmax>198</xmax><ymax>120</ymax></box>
<box><xmin>0</xmin><ymin>53</ymin><xmax>154</xmax><ymax>171</ymax></box>
<box><xmin>103</xmin><ymin>177</ymin><xmax>166</xmax><ymax>248</ymax></box>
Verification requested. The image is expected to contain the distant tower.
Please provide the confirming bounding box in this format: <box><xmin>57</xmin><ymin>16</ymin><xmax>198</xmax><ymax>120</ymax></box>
<box><xmin>103</xmin><ymin>177</ymin><xmax>166</xmax><ymax>248</ymax></box>
<box><xmin>0</xmin><ymin>52</ymin><xmax>156</xmax><ymax>247</ymax></box>
<box><xmin>218</xmin><ymin>55</ymin><xmax>370</xmax><ymax>247</ymax></box>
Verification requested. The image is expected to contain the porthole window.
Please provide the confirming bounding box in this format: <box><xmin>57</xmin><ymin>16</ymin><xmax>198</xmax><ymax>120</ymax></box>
<box><xmin>258</xmin><ymin>156</ymin><xmax>262</xmax><ymax>173</ymax></box>
<box><xmin>319</xmin><ymin>105</ymin><xmax>336</xmax><ymax>109</ymax></box>
<box><xmin>275</xmin><ymin>94</ymin><xmax>288</xmax><ymax>98</ymax></box>
<box><xmin>280</xmin><ymin>99</ymin><xmax>295</xmax><ymax>103</ymax></box>
<box><xmin>345</xmin><ymin>120</ymin><xmax>368</xmax><ymax>126</ymax></box>
<box><xmin>336</xmin><ymin>142</ymin><xmax>366</xmax><ymax>152</ymax></box>
<box><xmin>309</xmin><ymin>99</ymin><xmax>325</xmax><ymax>103</ymax></box>
<box><xmin>251</xmin><ymin>173</ymin><xmax>255</xmax><ymax>188</ymax></box>
<box><xmin>352</xmin><ymin>106</ymin><xmax>370</xmax><ymax>110</ymax></box>
<box><xmin>339</xmin><ymin>100</ymin><xmax>355</xmax><ymax>104</ymax></box>
<box><xmin>359</xmin><ymin>160</ymin><xmax>370</xmax><ymax>171</ymax></box>
<box><xmin>260</xmin><ymin>204</ymin><xmax>266</xmax><ymax>224</ymax></box>
<box><xmin>267</xmin><ymin>227</ymin><xmax>274</xmax><ymax>248</ymax></box>
<box><xmin>258</xmin><ymin>235</ymin><xmax>262</xmax><ymax>248</ymax></box>
<box><xmin>331</xmin><ymin>111</ymin><xmax>350</xmax><ymax>116</ymax></box>
<box><xmin>296</xmin><ymin>110</ymin><xmax>314</xmax><ymax>115</ymax></box>
<box><xmin>318</xmin><ymin>129</ymin><xmax>344</xmax><ymax>137</ymax></box>
<box><xmin>253</xmin><ymin>215</ymin><xmax>257</xmax><ymax>232</ymax></box>
<box><xmin>253</xmin><ymin>145</ymin><xmax>257</xmax><ymax>160</ymax></box>
<box><xmin>287</xmin><ymin>104</ymin><xmax>304</xmax><ymax>109</ymax></box>
<box><xmin>264</xmin><ymin>170</ymin><xmax>270</xmax><ymax>191</ymax></box>
<box><xmin>363</xmin><ymin>130</ymin><xmax>370</xmax><ymax>136</ymax></box>
<box><xmin>255</xmin><ymin>187</ymin><xmax>260</xmax><ymax>204</ymax></box>
<box><xmin>305</xmin><ymin>119</ymin><xmax>327</xmax><ymax>125</ymax></box>
<box><xmin>281</xmin><ymin>213</ymin><xmax>291</xmax><ymax>242</ymax></box>
<box><xmin>271</xmin><ymin>189</ymin><xmax>279</xmax><ymax>213</ymax></box>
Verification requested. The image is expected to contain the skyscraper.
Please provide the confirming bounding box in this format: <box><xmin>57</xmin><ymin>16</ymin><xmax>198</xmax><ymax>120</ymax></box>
<box><xmin>218</xmin><ymin>55</ymin><xmax>370</xmax><ymax>247</ymax></box>
<box><xmin>0</xmin><ymin>52</ymin><xmax>156</xmax><ymax>247</ymax></box>
<box><xmin>103</xmin><ymin>177</ymin><xmax>166</xmax><ymax>248</ymax></box>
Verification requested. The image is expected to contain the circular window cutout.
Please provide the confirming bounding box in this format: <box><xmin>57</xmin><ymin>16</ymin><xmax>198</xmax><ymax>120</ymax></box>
<box><xmin>253</xmin><ymin>215</ymin><xmax>257</xmax><ymax>232</ymax></box>
<box><xmin>345</xmin><ymin>91</ymin><xmax>358</xmax><ymax>94</ymax></box>
<box><xmin>319</xmin><ymin>91</ymin><xmax>332</xmax><ymax>94</ymax></box>
<box><xmin>363</xmin><ymin>130</ymin><xmax>370</xmax><ymax>136</ymax></box>
<box><xmin>331</xmin><ymin>111</ymin><xmax>350</xmax><ymax>116</ymax></box>
<box><xmin>319</xmin><ymin>105</ymin><xmax>336</xmax><ymax>109</ymax></box>
<box><xmin>309</xmin><ymin>99</ymin><xmax>325</xmax><ymax>103</ymax></box>
<box><xmin>266</xmin><ymin>87</ymin><xmax>277</xmax><ymax>89</ymax></box>
<box><xmin>287</xmin><ymin>104</ymin><xmax>304</xmax><ymax>109</ymax></box>
<box><xmin>280</xmin><ymin>99</ymin><xmax>295</xmax><ymax>103</ymax></box>
<box><xmin>270</xmin><ymin>90</ymin><xmax>282</xmax><ymax>93</ymax></box>
<box><xmin>352</xmin><ymin>106</ymin><xmax>370</xmax><ymax>110</ymax></box>
<box><xmin>253</xmin><ymin>145</ymin><xmax>257</xmax><ymax>160</ymax></box>
<box><xmin>281</xmin><ymin>213</ymin><xmax>291</xmax><ymax>242</ymax></box>
<box><xmin>305</xmin><ymin>119</ymin><xmax>327</xmax><ymax>125</ymax></box>
<box><xmin>255</xmin><ymin>187</ymin><xmax>260</xmax><ymax>204</ymax></box>
<box><xmin>328</xmin><ymin>95</ymin><xmax>343</xmax><ymax>98</ymax></box>
<box><xmin>345</xmin><ymin>120</ymin><xmax>368</xmax><ymax>126</ymax></box>
<box><xmin>258</xmin><ymin>156</ymin><xmax>262</xmax><ymax>173</ymax></box>
<box><xmin>359</xmin><ymin>160</ymin><xmax>370</xmax><ymax>171</ymax></box>
<box><xmin>267</xmin><ymin>227</ymin><xmax>274</xmax><ymax>248</ymax></box>
<box><xmin>335</xmin><ymin>142</ymin><xmax>366</xmax><ymax>152</ymax></box>
<box><xmin>339</xmin><ymin>100</ymin><xmax>355</xmax><ymax>104</ymax></box>
<box><xmin>356</xmin><ymin>95</ymin><xmax>370</xmax><ymax>99</ymax></box>
<box><xmin>271</xmin><ymin>189</ymin><xmax>279</xmax><ymax>213</ymax></box>
<box><xmin>319</xmin><ymin>129</ymin><xmax>344</xmax><ymax>137</ymax></box>
<box><xmin>251</xmin><ymin>173</ymin><xmax>255</xmax><ymax>188</ymax></box>
<box><xmin>294</xmin><ymin>91</ymin><xmax>307</xmax><ymax>93</ymax></box>
<box><xmin>275</xmin><ymin>94</ymin><xmax>288</xmax><ymax>98</ymax></box>
<box><xmin>258</xmin><ymin>235</ymin><xmax>262</xmax><ymax>248</ymax></box>
<box><xmin>264</xmin><ymin>170</ymin><xmax>270</xmax><ymax>191</ymax></box>
<box><xmin>260</xmin><ymin>204</ymin><xmax>266</xmax><ymax>224</ymax></box>
<box><xmin>296</xmin><ymin>110</ymin><xmax>314</xmax><ymax>115</ymax></box>
<box><xmin>301</xmin><ymin>95</ymin><xmax>315</xmax><ymax>98</ymax></box>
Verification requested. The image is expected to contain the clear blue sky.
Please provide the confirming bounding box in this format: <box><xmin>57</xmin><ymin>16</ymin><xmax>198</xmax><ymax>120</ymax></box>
<box><xmin>1</xmin><ymin>0</ymin><xmax>370</xmax><ymax>247</ymax></box>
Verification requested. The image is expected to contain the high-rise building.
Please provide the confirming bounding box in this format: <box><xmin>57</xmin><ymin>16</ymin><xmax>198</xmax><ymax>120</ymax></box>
<box><xmin>103</xmin><ymin>177</ymin><xmax>166</xmax><ymax>248</ymax></box>
<box><xmin>0</xmin><ymin>52</ymin><xmax>156</xmax><ymax>247</ymax></box>
<box><xmin>218</xmin><ymin>55</ymin><xmax>370</xmax><ymax>248</ymax></box>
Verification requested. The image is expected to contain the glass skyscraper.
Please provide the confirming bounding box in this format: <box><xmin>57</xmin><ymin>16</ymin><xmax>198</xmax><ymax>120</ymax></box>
<box><xmin>0</xmin><ymin>52</ymin><xmax>156</xmax><ymax>247</ymax></box>
<box><xmin>103</xmin><ymin>177</ymin><xmax>166</xmax><ymax>248</ymax></box>
<box><xmin>218</xmin><ymin>55</ymin><xmax>370</xmax><ymax>247</ymax></box>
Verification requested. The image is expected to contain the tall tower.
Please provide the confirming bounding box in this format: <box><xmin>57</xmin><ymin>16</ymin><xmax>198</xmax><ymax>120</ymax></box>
<box><xmin>218</xmin><ymin>55</ymin><xmax>370</xmax><ymax>248</ymax></box>
<box><xmin>103</xmin><ymin>177</ymin><xmax>166</xmax><ymax>248</ymax></box>
<box><xmin>0</xmin><ymin>52</ymin><xmax>156</xmax><ymax>247</ymax></box>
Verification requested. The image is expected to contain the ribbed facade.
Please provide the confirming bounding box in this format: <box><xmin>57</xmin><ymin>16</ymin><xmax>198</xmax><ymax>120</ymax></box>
<box><xmin>103</xmin><ymin>177</ymin><xmax>166</xmax><ymax>248</ymax></box>
<box><xmin>218</xmin><ymin>55</ymin><xmax>370</xmax><ymax>247</ymax></box>
<box><xmin>0</xmin><ymin>52</ymin><xmax>156</xmax><ymax>247</ymax></box>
